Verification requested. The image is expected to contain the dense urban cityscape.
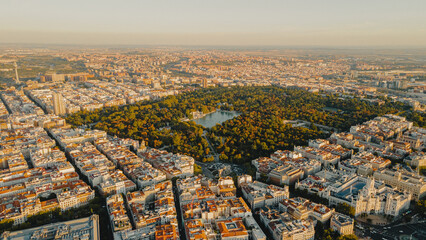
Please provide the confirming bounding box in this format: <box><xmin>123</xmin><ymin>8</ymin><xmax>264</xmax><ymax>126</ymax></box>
<box><xmin>0</xmin><ymin>46</ymin><xmax>424</xmax><ymax>240</ymax></box>
<box><xmin>1</xmin><ymin>1</ymin><xmax>426</xmax><ymax>240</ymax></box>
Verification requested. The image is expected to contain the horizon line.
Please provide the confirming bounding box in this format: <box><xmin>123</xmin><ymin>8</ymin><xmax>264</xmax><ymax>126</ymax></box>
<box><xmin>1</xmin><ymin>42</ymin><xmax>426</xmax><ymax>50</ymax></box>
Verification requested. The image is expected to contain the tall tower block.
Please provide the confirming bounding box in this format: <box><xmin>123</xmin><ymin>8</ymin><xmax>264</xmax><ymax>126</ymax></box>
<box><xmin>52</xmin><ymin>92</ymin><xmax>66</xmax><ymax>115</ymax></box>
<box><xmin>14</xmin><ymin>62</ymin><xmax>20</xmax><ymax>84</ymax></box>
<box><xmin>202</xmin><ymin>78</ymin><xmax>208</xmax><ymax>88</ymax></box>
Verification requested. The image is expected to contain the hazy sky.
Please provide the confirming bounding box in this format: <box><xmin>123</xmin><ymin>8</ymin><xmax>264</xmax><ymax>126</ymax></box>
<box><xmin>1</xmin><ymin>0</ymin><xmax>425</xmax><ymax>47</ymax></box>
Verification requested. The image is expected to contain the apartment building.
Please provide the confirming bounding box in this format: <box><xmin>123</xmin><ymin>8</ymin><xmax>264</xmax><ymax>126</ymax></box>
<box><xmin>1</xmin><ymin>215</ymin><xmax>100</xmax><ymax>240</ymax></box>
<box><xmin>241</xmin><ymin>180</ymin><xmax>289</xmax><ymax>210</ymax></box>
<box><xmin>279</xmin><ymin>197</ymin><xmax>334</xmax><ymax>224</ymax></box>
<box><xmin>373</xmin><ymin>166</ymin><xmax>426</xmax><ymax>200</ymax></box>
<box><xmin>139</xmin><ymin>147</ymin><xmax>194</xmax><ymax>180</ymax></box>
<box><xmin>259</xmin><ymin>207</ymin><xmax>315</xmax><ymax>240</ymax></box>
<box><xmin>252</xmin><ymin>151</ymin><xmax>321</xmax><ymax>185</ymax></box>
<box><xmin>330</xmin><ymin>213</ymin><xmax>354</xmax><ymax>236</ymax></box>
<box><xmin>404</xmin><ymin>151</ymin><xmax>426</xmax><ymax>168</ymax></box>
<box><xmin>178</xmin><ymin>175</ymin><xmax>266</xmax><ymax>240</ymax></box>
<box><xmin>106</xmin><ymin>194</ymin><xmax>132</xmax><ymax>232</ymax></box>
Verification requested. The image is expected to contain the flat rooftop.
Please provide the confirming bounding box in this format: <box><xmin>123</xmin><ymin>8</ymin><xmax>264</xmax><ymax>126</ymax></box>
<box><xmin>1</xmin><ymin>215</ymin><xmax>100</xmax><ymax>240</ymax></box>
<box><xmin>334</xmin><ymin>181</ymin><xmax>366</xmax><ymax>201</ymax></box>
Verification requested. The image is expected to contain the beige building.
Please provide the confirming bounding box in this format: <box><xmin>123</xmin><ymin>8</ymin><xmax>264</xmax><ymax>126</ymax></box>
<box><xmin>202</xmin><ymin>78</ymin><xmax>208</xmax><ymax>88</ymax></box>
<box><xmin>404</xmin><ymin>151</ymin><xmax>426</xmax><ymax>168</ymax></box>
<box><xmin>400</xmin><ymin>129</ymin><xmax>425</xmax><ymax>150</ymax></box>
<box><xmin>52</xmin><ymin>92</ymin><xmax>66</xmax><ymax>115</ymax></box>
<box><xmin>268</xmin><ymin>165</ymin><xmax>304</xmax><ymax>185</ymax></box>
<box><xmin>259</xmin><ymin>208</ymin><xmax>315</xmax><ymax>240</ymax></box>
<box><xmin>1</xmin><ymin>215</ymin><xmax>100</xmax><ymax>240</ymax></box>
<box><xmin>373</xmin><ymin>167</ymin><xmax>426</xmax><ymax>200</ymax></box>
<box><xmin>279</xmin><ymin>197</ymin><xmax>334</xmax><ymax>224</ymax></box>
<box><xmin>241</xmin><ymin>181</ymin><xmax>289</xmax><ymax>210</ymax></box>
<box><xmin>331</xmin><ymin>213</ymin><xmax>354</xmax><ymax>236</ymax></box>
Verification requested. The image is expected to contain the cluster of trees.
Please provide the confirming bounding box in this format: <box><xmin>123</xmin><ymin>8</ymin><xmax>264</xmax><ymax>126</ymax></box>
<box><xmin>293</xmin><ymin>188</ymin><xmax>329</xmax><ymax>206</ymax></box>
<box><xmin>336</xmin><ymin>203</ymin><xmax>356</xmax><ymax>217</ymax></box>
<box><xmin>67</xmin><ymin>94</ymin><xmax>214</xmax><ymax>161</ymax></box>
<box><xmin>194</xmin><ymin>163</ymin><xmax>203</xmax><ymax>175</ymax></box>
<box><xmin>66</xmin><ymin>86</ymin><xmax>422</xmax><ymax>164</ymax></box>
<box><xmin>208</xmin><ymin>111</ymin><xmax>327</xmax><ymax>164</ymax></box>
<box><xmin>406</xmin><ymin>111</ymin><xmax>425</xmax><ymax>128</ymax></box>
<box><xmin>414</xmin><ymin>199</ymin><xmax>426</xmax><ymax>216</ymax></box>
<box><xmin>205</xmin><ymin>87</ymin><xmax>418</xmax><ymax>163</ymax></box>
<box><xmin>315</xmin><ymin>222</ymin><xmax>358</xmax><ymax>240</ymax></box>
<box><xmin>0</xmin><ymin>56</ymin><xmax>87</xmax><ymax>79</ymax></box>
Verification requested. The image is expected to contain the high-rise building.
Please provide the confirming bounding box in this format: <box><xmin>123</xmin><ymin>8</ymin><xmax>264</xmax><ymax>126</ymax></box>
<box><xmin>42</xmin><ymin>73</ymin><xmax>66</xmax><ymax>82</ymax></box>
<box><xmin>202</xmin><ymin>78</ymin><xmax>208</xmax><ymax>88</ymax></box>
<box><xmin>14</xmin><ymin>62</ymin><xmax>20</xmax><ymax>84</ymax></box>
<box><xmin>51</xmin><ymin>73</ymin><xmax>65</xmax><ymax>82</ymax></box>
<box><xmin>52</xmin><ymin>92</ymin><xmax>66</xmax><ymax>115</ymax></box>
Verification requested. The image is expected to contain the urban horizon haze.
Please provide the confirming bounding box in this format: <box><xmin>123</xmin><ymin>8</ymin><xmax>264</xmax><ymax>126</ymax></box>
<box><xmin>1</xmin><ymin>0</ymin><xmax>426</xmax><ymax>47</ymax></box>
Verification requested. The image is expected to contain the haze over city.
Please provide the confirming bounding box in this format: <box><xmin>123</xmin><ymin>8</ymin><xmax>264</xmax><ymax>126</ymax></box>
<box><xmin>1</xmin><ymin>0</ymin><xmax>426</xmax><ymax>47</ymax></box>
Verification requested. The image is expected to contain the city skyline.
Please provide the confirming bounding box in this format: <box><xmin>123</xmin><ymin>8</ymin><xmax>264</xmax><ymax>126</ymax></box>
<box><xmin>0</xmin><ymin>1</ymin><xmax>425</xmax><ymax>239</ymax></box>
<box><xmin>1</xmin><ymin>0</ymin><xmax>426</xmax><ymax>47</ymax></box>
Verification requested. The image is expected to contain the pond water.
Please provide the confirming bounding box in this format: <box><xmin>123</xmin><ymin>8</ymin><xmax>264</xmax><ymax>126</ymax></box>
<box><xmin>192</xmin><ymin>110</ymin><xmax>240</xmax><ymax>128</ymax></box>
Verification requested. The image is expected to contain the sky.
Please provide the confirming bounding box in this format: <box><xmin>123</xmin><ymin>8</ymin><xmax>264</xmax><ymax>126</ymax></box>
<box><xmin>0</xmin><ymin>0</ymin><xmax>425</xmax><ymax>47</ymax></box>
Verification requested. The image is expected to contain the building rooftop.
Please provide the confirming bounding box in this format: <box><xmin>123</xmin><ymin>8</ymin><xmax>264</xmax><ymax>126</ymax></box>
<box><xmin>1</xmin><ymin>215</ymin><xmax>100</xmax><ymax>240</ymax></box>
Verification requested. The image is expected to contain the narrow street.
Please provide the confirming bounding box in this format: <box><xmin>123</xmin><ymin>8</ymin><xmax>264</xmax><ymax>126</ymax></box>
<box><xmin>172</xmin><ymin>180</ymin><xmax>187</xmax><ymax>240</ymax></box>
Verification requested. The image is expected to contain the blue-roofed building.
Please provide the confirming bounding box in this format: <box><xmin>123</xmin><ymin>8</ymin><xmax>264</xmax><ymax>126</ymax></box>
<box><xmin>297</xmin><ymin>169</ymin><xmax>411</xmax><ymax>217</ymax></box>
<box><xmin>323</xmin><ymin>175</ymin><xmax>410</xmax><ymax>216</ymax></box>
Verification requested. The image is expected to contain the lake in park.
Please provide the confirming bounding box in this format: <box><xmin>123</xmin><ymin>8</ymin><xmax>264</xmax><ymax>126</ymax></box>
<box><xmin>192</xmin><ymin>110</ymin><xmax>240</xmax><ymax>128</ymax></box>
